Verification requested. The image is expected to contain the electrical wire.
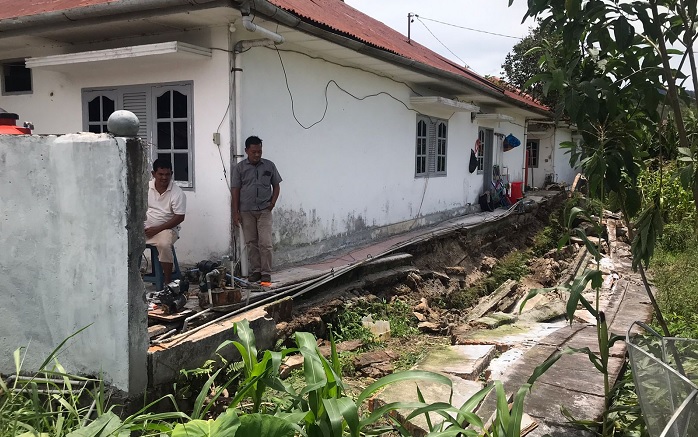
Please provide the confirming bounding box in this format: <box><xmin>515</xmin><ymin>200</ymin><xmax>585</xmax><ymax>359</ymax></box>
<box><xmin>415</xmin><ymin>16</ymin><xmax>469</xmax><ymax>68</ymax></box>
<box><xmin>417</xmin><ymin>15</ymin><xmax>523</xmax><ymax>40</ymax></box>
<box><xmin>275</xmin><ymin>47</ymin><xmax>420</xmax><ymax>130</ymax></box>
<box><xmin>270</xmin><ymin>47</ymin><xmax>424</xmax><ymax>97</ymax></box>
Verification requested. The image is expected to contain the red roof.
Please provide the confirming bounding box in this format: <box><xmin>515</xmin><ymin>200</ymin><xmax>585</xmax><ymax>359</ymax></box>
<box><xmin>268</xmin><ymin>1</ymin><xmax>494</xmax><ymax>86</ymax></box>
<box><xmin>0</xmin><ymin>0</ymin><xmax>548</xmax><ymax>112</ymax></box>
<box><xmin>0</xmin><ymin>0</ymin><xmax>112</xmax><ymax>20</ymax></box>
<box><xmin>268</xmin><ymin>0</ymin><xmax>548</xmax><ymax>112</ymax></box>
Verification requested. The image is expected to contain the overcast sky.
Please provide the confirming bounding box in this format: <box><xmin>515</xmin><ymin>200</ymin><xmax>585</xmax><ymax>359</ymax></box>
<box><xmin>344</xmin><ymin>0</ymin><xmax>536</xmax><ymax>78</ymax></box>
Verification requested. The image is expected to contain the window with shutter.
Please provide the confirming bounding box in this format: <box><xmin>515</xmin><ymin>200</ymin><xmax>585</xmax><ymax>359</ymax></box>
<box><xmin>81</xmin><ymin>81</ymin><xmax>194</xmax><ymax>188</ymax></box>
<box><xmin>415</xmin><ymin>116</ymin><xmax>448</xmax><ymax>177</ymax></box>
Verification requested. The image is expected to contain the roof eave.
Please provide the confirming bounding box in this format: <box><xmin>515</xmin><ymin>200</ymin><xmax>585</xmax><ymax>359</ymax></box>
<box><xmin>0</xmin><ymin>0</ymin><xmax>234</xmax><ymax>38</ymax></box>
<box><xmin>248</xmin><ymin>0</ymin><xmax>553</xmax><ymax>117</ymax></box>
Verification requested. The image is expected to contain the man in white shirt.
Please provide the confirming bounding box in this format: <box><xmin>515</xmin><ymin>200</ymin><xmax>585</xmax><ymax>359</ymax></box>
<box><xmin>145</xmin><ymin>158</ymin><xmax>186</xmax><ymax>286</ymax></box>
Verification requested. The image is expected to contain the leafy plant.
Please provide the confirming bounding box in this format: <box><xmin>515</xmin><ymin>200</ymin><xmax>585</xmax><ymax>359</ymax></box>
<box><xmin>0</xmin><ymin>328</ymin><xmax>186</xmax><ymax>437</ymax></box>
<box><xmin>335</xmin><ymin>298</ymin><xmax>418</xmax><ymax>342</ymax></box>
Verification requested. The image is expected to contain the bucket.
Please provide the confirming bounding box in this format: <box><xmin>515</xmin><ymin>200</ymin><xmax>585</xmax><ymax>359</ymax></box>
<box><xmin>509</xmin><ymin>181</ymin><xmax>524</xmax><ymax>203</ymax></box>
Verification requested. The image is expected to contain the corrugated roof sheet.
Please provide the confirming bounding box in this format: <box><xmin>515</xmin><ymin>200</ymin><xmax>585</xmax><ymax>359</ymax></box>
<box><xmin>0</xmin><ymin>0</ymin><xmax>112</xmax><ymax>20</ymax></box>
<box><xmin>0</xmin><ymin>0</ymin><xmax>548</xmax><ymax>112</ymax></box>
<box><xmin>268</xmin><ymin>0</ymin><xmax>548</xmax><ymax>112</ymax></box>
<box><xmin>268</xmin><ymin>0</ymin><xmax>496</xmax><ymax>86</ymax></box>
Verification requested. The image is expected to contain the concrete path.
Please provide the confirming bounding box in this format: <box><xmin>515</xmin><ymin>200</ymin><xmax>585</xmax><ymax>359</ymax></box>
<box><xmin>374</xmin><ymin>215</ymin><xmax>653</xmax><ymax>436</ymax></box>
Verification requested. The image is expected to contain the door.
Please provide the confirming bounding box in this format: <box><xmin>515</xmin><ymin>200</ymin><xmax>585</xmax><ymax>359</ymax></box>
<box><xmin>479</xmin><ymin>127</ymin><xmax>494</xmax><ymax>192</ymax></box>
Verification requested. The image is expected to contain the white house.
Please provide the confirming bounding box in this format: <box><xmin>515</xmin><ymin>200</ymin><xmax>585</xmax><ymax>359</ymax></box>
<box><xmin>0</xmin><ymin>0</ymin><xmax>577</xmax><ymax>266</ymax></box>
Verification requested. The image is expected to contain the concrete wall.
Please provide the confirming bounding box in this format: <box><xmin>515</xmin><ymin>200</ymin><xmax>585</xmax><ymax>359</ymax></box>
<box><xmin>0</xmin><ymin>134</ymin><xmax>148</xmax><ymax>395</ymax></box>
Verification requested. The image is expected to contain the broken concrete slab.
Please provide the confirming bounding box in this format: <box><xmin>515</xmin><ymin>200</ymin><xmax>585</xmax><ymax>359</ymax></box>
<box><xmin>466</xmin><ymin>279</ymin><xmax>517</xmax><ymax>323</ymax></box>
<box><xmin>373</xmin><ymin>372</ymin><xmax>483</xmax><ymax>436</ymax></box>
<box><xmin>279</xmin><ymin>355</ymin><xmax>304</xmax><ymax>378</ymax></box>
<box><xmin>453</xmin><ymin>320</ymin><xmax>567</xmax><ymax>348</ymax></box>
<box><xmin>361</xmin><ymin>266</ymin><xmax>420</xmax><ymax>288</ymax></box>
<box><xmin>415</xmin><ymin>345</ymin><xmax>495</xmax><ymax>380</ymax></box>
<box><xmin>518</xmin><ymin>301</ymin><xmax>567</xmax><ymax>323</ymax></box>
<box><xmin>148</xmin><ymin>306</ymin><xmax>276</xmax><ymax>387</ymax></box>
<box><xmin>472</xmin><ymin>312</ymin><xmax>517</xmax><ymax>329</ymax></box>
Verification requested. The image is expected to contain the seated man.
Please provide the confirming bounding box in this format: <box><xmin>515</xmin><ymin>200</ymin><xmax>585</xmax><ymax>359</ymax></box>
<box><xmin>145</xmin><ymin>158</ymin><xmax>186</xmax><ymax>286</ymax></box>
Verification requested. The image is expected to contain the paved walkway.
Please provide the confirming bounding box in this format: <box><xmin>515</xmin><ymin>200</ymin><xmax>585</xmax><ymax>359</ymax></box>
<box><xmin>372</xmin><ymin>212</ymin><xmax>653</xmax><ymax>436</ymax></box>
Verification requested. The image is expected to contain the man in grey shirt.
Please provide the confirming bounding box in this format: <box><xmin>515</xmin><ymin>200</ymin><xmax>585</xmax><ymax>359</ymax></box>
<box><xmin>231</xmin><ymin>136</ymin><xmax>282</xmax><ymax>283</ymax></box>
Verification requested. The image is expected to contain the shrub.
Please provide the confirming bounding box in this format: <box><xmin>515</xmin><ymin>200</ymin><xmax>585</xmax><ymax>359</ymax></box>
<box><xmin>660</xmin><ymin>222</ymin><xmax>693</xmax><ymax>252</ymax></box>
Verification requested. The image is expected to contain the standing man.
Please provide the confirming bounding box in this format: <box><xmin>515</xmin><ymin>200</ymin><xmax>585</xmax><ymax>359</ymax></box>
<box><xmin>231</xmin><ymin>136</ymin><xmax>282</xmax><ymax>283</ymax></box>
<box><xmin>145</xmin><ymin>158</ymin><xmax>186</xmax><ymax>286</ymax></box>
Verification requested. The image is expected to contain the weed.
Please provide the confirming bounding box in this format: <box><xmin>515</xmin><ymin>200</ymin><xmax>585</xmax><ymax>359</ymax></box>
<box><xmin>335</xmin><ymin>298</ymin><xmax>418</xmax><ymax>342</ymax></box>
<box><xmin>651</xmin><ymin>240</ymin><xmax>698</xmax><ymax>319</ymax></box>
<box><xmin>482</xmin><ymin>250</ymin><xmax>530</xmax><ymax>293</ymax></box>
<box><xmin>436</xmin><ymin>287</ymin><xmax>480</xmax><ymax>310</ymax></box>
<box><xmin>659</xmin><ymin>222</ymin><xmax>693</xmax><ymax>252</ymax></box>
<box><xmin>335</xmin><ymin>307</ymin><xmax>375</xmax><ymax>344</ymax></box>
<box><xmin>608</xmin><ymin>366</ymin><xmax>647</xmax><ymax>437</ymax></box>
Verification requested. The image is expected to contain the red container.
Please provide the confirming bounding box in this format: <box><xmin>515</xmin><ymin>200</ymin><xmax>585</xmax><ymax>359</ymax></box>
<box><xmin>509</xmin><ymin>181</ymin><xmax>524</xmax><ymax>203</ymax></box>
<box><xmin>0</xmin><ymin>109</ymin><xmax>31</xmax><ymax>134</ymax></box>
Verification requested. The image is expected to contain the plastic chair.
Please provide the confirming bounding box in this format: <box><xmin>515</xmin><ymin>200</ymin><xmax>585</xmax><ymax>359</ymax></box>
<box><xmin>142</xmin><ymin>244</ymin><xmax>181</xmax><ymax>290</ymax></box>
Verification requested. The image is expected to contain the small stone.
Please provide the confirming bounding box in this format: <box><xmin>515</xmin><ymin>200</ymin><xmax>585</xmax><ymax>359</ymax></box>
<box><xmin>279</xmin><ymin>355</ymin><xmax>304</xmax><ymax>379</ymax></box>
<box><xmin>480</xmin><ymin>257</ymin><xmax>497</xmax><ymax>272</ymax></box>
<box><xmin>413</xmin><ymin>311</ymin><xmax>426</xmax><ymax>322</ymax></box>
<box><xmin>353</xmin><ymin>349</ymin><xmax>397</xmax><ymax>368</ymax></box>
<box><xmin>413</xmin><ymin>298</ymin><xmax>429</xmax><ymax>313</ymax></box>
<box><xmin>360</xmin><ymin>362</ymin><xmax>394</xmax><ymax>378</ymax></box>
<box><xmin>445</xmin><ymin>266</ymin><xmax>466</xmax><ymax>275</ymax></box>
<box><xmin>418</xmin><ymin>321</ymin><xmax>441</xmax><ymax>333</ymax></box>
<box><xmin>432</xmin><ymin>271</ymin><xmax>450</xmax><ymax>285</ymax></box>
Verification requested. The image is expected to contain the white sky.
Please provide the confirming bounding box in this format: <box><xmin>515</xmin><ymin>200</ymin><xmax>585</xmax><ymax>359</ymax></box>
<box><xmin>343</xmin><ymin>0</ymin><xmax>536</xmax><ymax>78</ymax></box>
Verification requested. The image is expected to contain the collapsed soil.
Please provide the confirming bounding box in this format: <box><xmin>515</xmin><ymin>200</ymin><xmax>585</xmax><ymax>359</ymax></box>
<box><xmin>276</xmin><ymin>192</ymin><xmax>581</xmax><ymax>381</ymax></box>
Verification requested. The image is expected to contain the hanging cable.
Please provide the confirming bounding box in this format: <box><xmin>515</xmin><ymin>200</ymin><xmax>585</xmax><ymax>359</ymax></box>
<box><xmin>417</xmin><ymin>15</ymin><xmax>523</xmax><ymax>40</ymax></box>
<box><xmin>414</xmin><ymin>16</ymin><xmax>469</xmax><ymax>67</ymax></box>
<box><xmin>275</xmin><ymin>47</ymin><xmax>420</xmax><ymax>130</ymax></box>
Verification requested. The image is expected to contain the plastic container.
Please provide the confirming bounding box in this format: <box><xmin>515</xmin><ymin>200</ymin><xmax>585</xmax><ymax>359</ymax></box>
<box><xmin>362</xmin><ymin>315</ymin><xmax>391</xmax><ymax>341</ymax></box>
<box><xmin>509</xmin><ymin>181</ymin><xmax>524</xmax><ymax>203</ymax></box>
<box><xmin>0</xmin><ymin>109</ymin><xmax>31</xmax><ymax>134</ymax></box>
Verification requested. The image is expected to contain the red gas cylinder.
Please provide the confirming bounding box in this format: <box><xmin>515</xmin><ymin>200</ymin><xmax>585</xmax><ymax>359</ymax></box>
<box><xmin>0</xmin><ymin>108</ymin><xmax>32</xmax><ymax>134</ymax></box>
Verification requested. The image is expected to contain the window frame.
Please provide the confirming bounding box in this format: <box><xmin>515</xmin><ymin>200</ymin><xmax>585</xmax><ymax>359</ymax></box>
<box><xmin>81</xmin><ymin>81</ymin><xmax>195</xmax><ymax>189</ymax></box>
<box><xmin>526</xmin><ymin>139</ymin><xmax>540</xmax><ymax>168</ymax></box>
<box><xmin>2</xmin><ymin>60</ymin><xmax>33</xmax><ymax>95</ymax></box>
<box><xmin>415</xmin><ymin>115</ymin><xmax>448</xmax><ymax>178</ymax></box>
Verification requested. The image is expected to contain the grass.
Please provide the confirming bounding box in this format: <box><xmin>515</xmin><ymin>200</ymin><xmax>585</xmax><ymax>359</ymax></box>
<box><xmin>481</xmin><ymin>250</ymin><xmax>530</xmax><ymax>294</ymax></box>
<box><xmin>334</xmin><ymin>298</ymin><xmax>419</xmax><ymax>343</ymax></box>
<box><xmin>650</xmin><ymin>237</ymin><xmax>698</xmax><ymax>319</ymax></box>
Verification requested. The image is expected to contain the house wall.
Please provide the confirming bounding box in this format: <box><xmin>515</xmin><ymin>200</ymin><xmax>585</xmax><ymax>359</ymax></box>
<box><xmin>237</xmin><ymin>45</ymin><xmax>492</xmax><ymax>261</ymax></box>
<box><xmin>4</xmin><ymin>27</ymin><xmax>234</xmax><ymax>264</ymax></box>
<box><xmin>0</xmin><ymin>134</ymin><xmax>148</xmax><ymax>395</ymax></box>
<box><xmin>553</xmin><ymin>128</ymin><xmax>577</xmax><ymax>185</ymax></box>
<box><xmin>480</xmin><ymin>116</ymin><xmax>527</xmax><ymax>187</ymax></box>
<box><xmin>1</xmin><ymin>22</ymin><xmax>540</xmax><ymax>266</ymax></box>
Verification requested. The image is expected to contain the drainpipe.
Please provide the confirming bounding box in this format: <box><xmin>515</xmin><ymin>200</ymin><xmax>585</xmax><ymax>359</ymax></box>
<box><xmin>230</xmin><ymin>1</ymin><xmax>284</xmax><ymax>276</ymax></box>
<box><xmin>523</xmin><ymin>119</ymin><xmax>529</xmax><ymax>189</ymax></box>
